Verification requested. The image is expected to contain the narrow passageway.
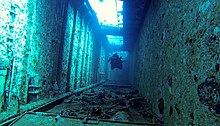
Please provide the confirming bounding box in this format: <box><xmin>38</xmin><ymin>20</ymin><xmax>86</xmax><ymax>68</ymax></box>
<box><xmin>0</xmin><ymin>0</ymin><xmax>220</xmax><ymax>125</ymax></box>
<box><xmin>46</xmin><ymin>85</ymin><xmax>161</xmax><ymax>124</ymax></box>
<box><xmin>11</xmin><ymin>84</ymin><xmax>162</xmax><ymax>125</ymax></box>
<box><xmin>47</xmin><ymin>85</ymin><xmax>161</xmax><ymax>122</ymax></box>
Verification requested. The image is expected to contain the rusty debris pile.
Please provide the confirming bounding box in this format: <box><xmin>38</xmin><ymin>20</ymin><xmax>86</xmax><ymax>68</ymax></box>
<box><xmin>47</xmin><ymin>86</ymin><xmax>162</xmax><ymax>123</ymax></box>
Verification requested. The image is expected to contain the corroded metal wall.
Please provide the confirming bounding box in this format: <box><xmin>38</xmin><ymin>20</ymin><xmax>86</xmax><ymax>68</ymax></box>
<box><xmin>134</xmin><ymin>0</ymin><xmax>220</xmax><ymax>125</ymax></box>
<box><xmin>0</xmin><ymin>0</ymin><xmax>103</xmax><ymax>114</ymax></box>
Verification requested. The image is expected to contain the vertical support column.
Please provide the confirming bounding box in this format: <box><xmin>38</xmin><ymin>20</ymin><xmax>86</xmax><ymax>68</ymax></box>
<box><xmin>69</xmin><ymin>9</ymin><xmax>81</xmax><ymax>91</ymax></box>
<box><xmin>55</xmin><ymin>0</ymin><xmax>69</xmax><ymax>92</ymax></box>
<box><xmin>24</xmin><ymin>0</ymin><xmax>37</xmax><ymax>103</ymax></box>
<box><xmin>86</xmin><ymin>28</ymin><xmax>93</xmax><ymax>85</ymax></box>
<box><xmin>80</xmin><ymin>21</ymin><xmax>88</xmax><ymax>87</ymax></box>
<box><xmin>74</xmin><ymin>11</ymin><xmax>83</xmax><ymax>89</ymax></box>
<box><xmin>84</xmin><ymin>25</ymin><xmax>90</xmax><ymax>86</ymax></box>
<box><xmin>66</xmin><ymin>9</ymin><xmax>77</xmax><ymax>92</ymax></box>
<box><xmin>92</xmin><ymin>31</ymin><xmax>101</xmax><ymax>83</ymax></box>
<box><xmin>91</xmin><ymin>29</ymin><xmax>98</xmax><ymax>83</ymax></box>
<box><xmin>98</xmin><ymin>43</ymin><xmax>106</xmax><ymax>81</ymax></box>
<box><xmin>79</xmin><ymin>19</ymin><xmax>87</xmax><ymax>88</ymax></box>
<box><xmin>70</xmin><ymin>10</ymin><xmax>80</xmax><ymax>90</ymax></box>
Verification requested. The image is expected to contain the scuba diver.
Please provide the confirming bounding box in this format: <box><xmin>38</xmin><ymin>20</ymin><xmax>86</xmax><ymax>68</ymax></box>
<box><xmin>107</xmin><ymin>53</ymin><xmax>123</xmax><ymax>70</ymax></box>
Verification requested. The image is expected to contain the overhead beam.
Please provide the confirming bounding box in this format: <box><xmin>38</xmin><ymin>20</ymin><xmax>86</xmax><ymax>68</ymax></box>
<box><xmin>100</xmin><ymin>25</ymin><xmax>123</xmax><ymax>36</ymax></box>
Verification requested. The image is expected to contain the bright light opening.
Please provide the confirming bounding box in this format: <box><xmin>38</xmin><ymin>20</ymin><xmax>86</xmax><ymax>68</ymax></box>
<box><xmin>106</xmin><ymin>35</ymin><xmax>123</xmax><ymax>45</ymax></box>
<box><xmin>88</xmin><ymin>0</ymin><xmax>123</xmax><ymax>27</ymax></box>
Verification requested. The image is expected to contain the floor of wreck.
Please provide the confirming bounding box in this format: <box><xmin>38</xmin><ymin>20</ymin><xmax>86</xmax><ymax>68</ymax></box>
<box><xmin>11</xmin><ymin>85</ymin><xmax>163</xmax><ymax>126</ymax></box>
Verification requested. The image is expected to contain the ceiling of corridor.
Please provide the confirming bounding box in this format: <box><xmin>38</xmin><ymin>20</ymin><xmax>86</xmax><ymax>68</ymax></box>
<box><xmin>87</xmin><ymin>0</ymin><xmax>152</xmax><ymax>49</ymax></box>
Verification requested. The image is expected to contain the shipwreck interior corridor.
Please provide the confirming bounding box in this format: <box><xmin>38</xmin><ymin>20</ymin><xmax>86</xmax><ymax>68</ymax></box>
<box><xmin>0</xmin><ymin>0</ymin><xmax>220</xmax><ymax>126</ymax></box>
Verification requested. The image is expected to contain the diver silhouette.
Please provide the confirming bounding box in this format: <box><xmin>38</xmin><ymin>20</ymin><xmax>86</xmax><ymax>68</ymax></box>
<box><xmin>107</xmin><ymin>53</ymin><xmax>123</xmax><ymax>70</ymax></box>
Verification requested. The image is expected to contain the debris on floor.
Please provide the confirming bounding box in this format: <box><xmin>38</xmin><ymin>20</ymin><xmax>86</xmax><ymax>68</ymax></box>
<box><xmin>47</xmin><ymin>85</ymin><xmax>162</xmax><ymax>123</ymax></box>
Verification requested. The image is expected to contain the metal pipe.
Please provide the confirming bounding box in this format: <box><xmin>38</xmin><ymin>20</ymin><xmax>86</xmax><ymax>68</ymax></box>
<box><xmin>8</xmin><ymin>57</ymin><xmax>15</xmax><ymax>102</ymax></box>
<box><xmin>5</xmin><ymin>43</ymin><xmax>15</xmax><ymax>103</ymax></box>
